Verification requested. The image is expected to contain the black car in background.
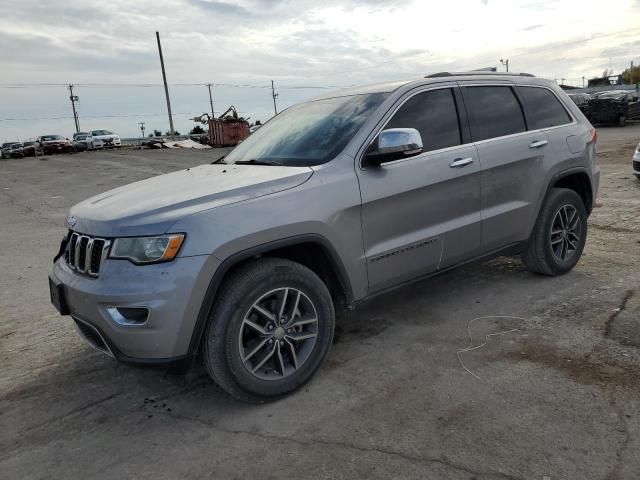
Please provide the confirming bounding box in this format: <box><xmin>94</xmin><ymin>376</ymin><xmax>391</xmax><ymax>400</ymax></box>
<box><xmin>586</xmin><ymin>90</ymin><xmax>640</xmax><ymax>126</ymax></box>
<box><xmin>22</xmin><ymin>141</ymin><xmax>37</xmax><ymax>157</ymax></box>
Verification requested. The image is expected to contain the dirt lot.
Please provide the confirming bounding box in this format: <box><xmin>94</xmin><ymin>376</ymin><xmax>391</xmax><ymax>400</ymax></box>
<box><xmin>1</xmin><ymin>129</ymin><xmax>640</xmax><ymax>480</ymax></box>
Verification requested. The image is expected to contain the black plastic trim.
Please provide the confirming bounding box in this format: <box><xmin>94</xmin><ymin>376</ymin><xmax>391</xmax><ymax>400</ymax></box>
<box><xmin>73</xmin><ymin>315</ymin><xmax>190</xmax><ymax>368</ymax></box>
<box><xmin>355</xmin><ymin>241</ymin><xmax>527</xmax><ymax>306</ymax></box>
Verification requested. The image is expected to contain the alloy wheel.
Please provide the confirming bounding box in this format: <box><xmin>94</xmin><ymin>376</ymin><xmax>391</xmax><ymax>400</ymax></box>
<box><xmin>550</xmin><ymin>204</ymin><xmax>582</xmax><ymax>262</ymax></box>
<box><xmin>238</xmin><ymin>287</ymin><xmax>319</xmax><ymax>381</ymax></box>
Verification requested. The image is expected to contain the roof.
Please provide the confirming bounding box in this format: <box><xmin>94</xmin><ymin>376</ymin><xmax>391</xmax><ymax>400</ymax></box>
<box><xmin>310</xmin><ymin>71</ymin><xmax>547</xmax><ymax>101</ymax></box>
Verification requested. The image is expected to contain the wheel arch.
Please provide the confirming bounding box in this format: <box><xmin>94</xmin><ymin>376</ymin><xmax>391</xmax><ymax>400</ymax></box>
<box><xmin>551</xmin><ymin>168</ymin><xmax>594</xmax><ymax>214</ymax></box>
<box><xmin>187</xmin><ymin>234</ymin><xmax>353</xmax><ymax>357</ymax></box>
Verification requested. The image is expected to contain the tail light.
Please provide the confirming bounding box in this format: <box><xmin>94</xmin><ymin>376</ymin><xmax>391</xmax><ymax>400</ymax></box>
<box><xmin>589</xmin><ymin>128</ymin><xmax>598</xmax><ymax>144</ymax></box>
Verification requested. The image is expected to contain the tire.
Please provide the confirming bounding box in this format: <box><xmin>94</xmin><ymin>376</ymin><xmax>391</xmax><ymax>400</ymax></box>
<box><xmin>202</xmin><ymin>257</ymin><xmax>335</xmax><ymax>402</ymax></box>
<box><xmin>522</xmin><ymin>188</ymin><xmax>588</xmax><ymax>276</ymax></box>
<box><xmin>619</xmin><ymin>115</ymin><xmax>626</xmax><ymax>127</ymax></box>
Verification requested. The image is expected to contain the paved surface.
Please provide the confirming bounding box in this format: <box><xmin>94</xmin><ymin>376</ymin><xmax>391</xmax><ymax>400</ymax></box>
<box><xmin>1</xmin><ymin>131</ymin><xmax>639</xmax><ymax>480</ymax></box>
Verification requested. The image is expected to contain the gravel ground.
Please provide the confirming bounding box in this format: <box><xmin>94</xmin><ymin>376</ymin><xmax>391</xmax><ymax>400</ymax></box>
<box><xmin>1</xmin><ymin>128</ymin><xmax>639</xmax><ymax>480</ymax></box>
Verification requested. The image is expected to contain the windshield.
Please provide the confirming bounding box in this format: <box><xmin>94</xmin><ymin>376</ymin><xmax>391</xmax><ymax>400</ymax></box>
<box><xmin>92</xmin><ymin>130</ymin><xmax>112</xmax><ymax>136</ymax></box>
<box><xmin>75</xmin><ymin>135</ymin><xmax>87</xmax><ymax>140</ymax></box>
<box><xmin>42</xmin><ymin>135</ymin><xmax>63</xmax><ymax>141</ymax></box>
<box><xmin>224</xmin><ymin>93</ymin><xmax>389</xmax><ymax>166</ymax></box>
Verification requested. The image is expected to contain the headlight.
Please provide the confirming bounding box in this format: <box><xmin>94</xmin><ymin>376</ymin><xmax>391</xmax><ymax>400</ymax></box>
<box><xmin>110</xmin><ymin>234</ymin><xmax>185</xmax><ymax>264</ymax></box>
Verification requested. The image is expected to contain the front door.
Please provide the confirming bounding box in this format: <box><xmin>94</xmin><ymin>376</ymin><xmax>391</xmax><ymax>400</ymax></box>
<box><xmin>356</xmin><ymin>86</ymin><xmax>482</xmax><ymax>293</ymax></box>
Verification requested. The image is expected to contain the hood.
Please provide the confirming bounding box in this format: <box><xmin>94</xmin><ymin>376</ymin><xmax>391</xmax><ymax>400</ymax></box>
<box><xmin>69</xmin><ymin>163</ymin><xmax>313</xmax><ymax>237</ymax></box>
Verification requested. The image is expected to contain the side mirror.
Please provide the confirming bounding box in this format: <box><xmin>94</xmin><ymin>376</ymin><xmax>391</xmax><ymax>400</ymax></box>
<box><xmin>364</xmin><ymin>128</ymin><xmax>423</xmax><ymax>167</ymax></box>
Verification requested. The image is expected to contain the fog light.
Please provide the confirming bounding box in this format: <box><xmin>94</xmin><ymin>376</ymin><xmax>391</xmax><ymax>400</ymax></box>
<box><xmin>107</xmin><ymin>307</ymin><xmax>149</xmax><ymax>326</ymax></box>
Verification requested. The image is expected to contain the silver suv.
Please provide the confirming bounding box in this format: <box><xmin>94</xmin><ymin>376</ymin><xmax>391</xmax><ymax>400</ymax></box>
<box><xmin>49</xmin><ymin>72</ymin><xmax>599</xmax><ymax>401</ymax></box>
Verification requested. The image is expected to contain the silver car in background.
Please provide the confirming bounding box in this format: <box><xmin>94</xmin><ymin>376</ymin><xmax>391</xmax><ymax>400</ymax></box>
<box><xmin>50</xmin><ymin>71</ymin><xmax>599</xmax><ymax>402</ymax></box>
<box><xmin>633</xmin><ymin>141</ymin><xmax>640</xmax><ymax>179</ymax></box>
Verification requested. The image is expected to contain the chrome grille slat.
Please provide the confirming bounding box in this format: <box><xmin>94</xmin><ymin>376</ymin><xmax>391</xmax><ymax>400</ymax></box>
<box><xmin>65</xmin><ymin>231</ymin><xmax>110</xmax><ymax>277</ymax></box>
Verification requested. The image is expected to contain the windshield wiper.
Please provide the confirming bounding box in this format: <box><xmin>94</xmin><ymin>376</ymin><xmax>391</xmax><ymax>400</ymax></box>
<box><xmin>234</xmin><ymin>159</ymin><xmax>282</xmax><ymax>166</ymax></box>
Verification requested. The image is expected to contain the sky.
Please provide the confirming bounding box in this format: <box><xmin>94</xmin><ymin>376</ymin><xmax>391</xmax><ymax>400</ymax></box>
<box><xmin>1</xmin><ymin>0</ymin><xmax>639</xmax><ymax>142</ymax></box>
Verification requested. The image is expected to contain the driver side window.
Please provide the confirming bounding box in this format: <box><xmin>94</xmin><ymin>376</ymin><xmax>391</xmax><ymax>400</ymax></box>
<box><xmin>385</xmin><ymin>88</ymin><xmax>462</xmax><ymax>152</ymax></box>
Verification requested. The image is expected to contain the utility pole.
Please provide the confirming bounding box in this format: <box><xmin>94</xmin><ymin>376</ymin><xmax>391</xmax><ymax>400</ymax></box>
<box><xmin>206</xmin><ymin>83</ymin><xmax>215</xmax><ymax>118</ymax></box>
<box><xmin>156</xmin><ymin>31</ymin><xmax>175</xmax><ymax>139</ymax></box>
<box><xmin>561</xmin><ymin>77</ymin><xmax>566</xmax><ymax>86</ymax></box>
<box><xmin>68</xmin><ymin>84</ymin><xmax>80</xmax><ymax>134</ymax></box>
<box><xmin>139</xmin><ymin>122</ymin><xmax>145</xmax><ymax>138</ymax></box>
<box><xmin>271</xmin><ymin>80</ymin><xmax>279</xmax><ymax>116</ymax></box>
<box><xmin>500</xmin><ymin>59</ymin><xmax>509</xmax><ymax>72</ymax></box>
<box><xmin>582</xmin><ymin>76</ymin><xmax>585</xmax><ymax>88</ymax></box>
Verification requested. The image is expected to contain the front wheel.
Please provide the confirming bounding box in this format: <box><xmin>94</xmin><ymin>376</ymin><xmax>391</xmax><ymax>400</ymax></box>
<box><xmin>522</xmin><ymin>188</ymin><xmax>588</xmax><ymax>276</ymax></box>
<box><xmin>202</xmin><ymin>258</ymin><xmax>335</xmax><ymax>402</ymax></box>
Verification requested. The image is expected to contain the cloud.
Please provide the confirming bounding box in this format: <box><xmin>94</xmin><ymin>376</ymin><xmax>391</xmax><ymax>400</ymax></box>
<box><xmin>0</xmin><ymin>0</ymin><xmax>639</xmax><ymax>140</ymax></box>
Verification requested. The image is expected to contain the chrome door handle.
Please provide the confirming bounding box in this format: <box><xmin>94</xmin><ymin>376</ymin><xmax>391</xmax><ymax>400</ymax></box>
<box><xmin>529</xmin><ymin>140</ymin><xmax>548</xmax><ymax>148</ymax></box>
<box><xmin>449</xmin><ymin>157</ymin><xmax>474</xmax><ymax>168</ymax></box>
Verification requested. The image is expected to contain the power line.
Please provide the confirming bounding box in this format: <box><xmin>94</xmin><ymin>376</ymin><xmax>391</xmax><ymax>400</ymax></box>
<box><xmin>0</xmin><ymin>82</ymin><xmax>341</xmax><ymax>90</ymax></box>
<box><xmin>0</xmin><ymin>111</ymin><xmax>221</xmax><ymax>122</ymax></box>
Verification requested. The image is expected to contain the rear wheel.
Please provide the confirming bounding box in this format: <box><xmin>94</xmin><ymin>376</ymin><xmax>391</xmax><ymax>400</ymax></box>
<box><xmin>619</xmin><ymin>115</ymin><xmax>627</xmax><ymax>127</ymax></box>
<box><xmin>522</xmin><ymin>188</ymin><xmax>587</xmax><ymax>276</ymax></box>
<box><xmin>202</xmin><ymin>258</ymin><xmax>335</xmax><ymax>402</ymax></box>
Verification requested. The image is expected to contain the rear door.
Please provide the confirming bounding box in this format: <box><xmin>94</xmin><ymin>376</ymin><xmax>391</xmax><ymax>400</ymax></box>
<box><xmin>356</xmin><ymin>86</ymin><xmax>482</xmax><ymax>292</ymax></box>
<box><xmin>459</xmin><ymin>84</ymin><xmax>549</xmax><ymax>252</ymax></box>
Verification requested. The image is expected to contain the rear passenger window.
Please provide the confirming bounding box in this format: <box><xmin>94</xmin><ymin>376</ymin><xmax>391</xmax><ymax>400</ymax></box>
<box><xmin>385</xmin><ymin>88</ymin><xmax>461</xmax><ymax>152</ymax></box>
<box><xmin>462</xmin><ymin>86</ymin><xmax>526</xmax><ymax>142</ymax></box>
<box><xmin>517</xmin><ymin>86</ymin><xmax>572</xmax><ymax>129</ymax></box>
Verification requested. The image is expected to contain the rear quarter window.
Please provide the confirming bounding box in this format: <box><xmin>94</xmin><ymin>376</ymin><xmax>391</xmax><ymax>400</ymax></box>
<box><xmin>461</xmin><ymin>86</ymin><xmax>526</xmax><ymax>142</ymax></box>
<box><xmin>517</xmin><ymin>86</ymin><xmax>572</xmax><ymax>129</ymax></box>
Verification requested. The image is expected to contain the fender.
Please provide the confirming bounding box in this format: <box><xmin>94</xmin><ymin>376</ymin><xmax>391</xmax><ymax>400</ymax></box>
<box><xmin>186</xmin><ymin>233</ymin><xmax>353</xmax><ymax>357</ymax></box>
<box><xmin>530</xmin><ymin>166</ymin><xmax>593</xmax><ymax>236</ymax></box>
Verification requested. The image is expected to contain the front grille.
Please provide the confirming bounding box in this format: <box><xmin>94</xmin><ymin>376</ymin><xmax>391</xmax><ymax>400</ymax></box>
<box><xmin>634</xmin><ymin>160</ymin><xmax>640</xmax><ymax>172</ymax></box>
<box><xmin>65</xmin><ymin>232</ymin><xmax>111</xmax><ymax>277</ymax></box>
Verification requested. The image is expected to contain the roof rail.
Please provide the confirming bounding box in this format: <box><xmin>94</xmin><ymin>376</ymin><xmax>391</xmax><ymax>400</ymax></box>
<box><xmin>425</xmin><ymin>71</ymin><xmax>535</xmax><ymax>78</ymax></box>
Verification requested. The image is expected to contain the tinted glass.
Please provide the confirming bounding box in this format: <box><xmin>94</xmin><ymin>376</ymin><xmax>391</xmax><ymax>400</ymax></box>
<box><xmin>385</xmin><ymin>88</ymin><xmax>461</xmax><ymax>152</ymax></box>
<box><xmin>224</xmin><ymin>93</ymin><xmax>388</xmax><ymax>167</ymax></box>
<box><xmin>463</xmin><ymin>86</ymin><xmax>526</xmax><ymax>141</ymax></box>
<box><xmin>518</xmin><ymin>86</ymin><xmax>572</xmax><ymax>129</ymax></box>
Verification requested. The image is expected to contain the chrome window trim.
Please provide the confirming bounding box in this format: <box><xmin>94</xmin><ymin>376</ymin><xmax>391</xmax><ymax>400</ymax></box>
<box><xmin>514</xmin><ymin>83</ymin><xmax>577</xmax><ymax>129</ymax></box>
<box><xmin>357</xmin><ymin>81</ymin><xmax>578</xmax><ymax>169</ymax></box>
<box><xmin>357</xmin><ymin>83</ymin><xmax>461</xmax><ymax>169</ymax></box>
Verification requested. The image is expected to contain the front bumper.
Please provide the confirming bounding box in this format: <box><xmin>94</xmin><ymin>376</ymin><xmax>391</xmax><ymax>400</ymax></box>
<box><xmin>51</xmin><ymin>253</ymin><xmax>215</xmax><ymax>362</ymax></box>
<box><xmin>44</xmin><ymin>143</ymin><xmax>72</xmax><ymax>153</ymax></box>
<box><xmin>633</xmin><ymin>153</ymin><xmax>640</xmax><ymax>175</ymax></box>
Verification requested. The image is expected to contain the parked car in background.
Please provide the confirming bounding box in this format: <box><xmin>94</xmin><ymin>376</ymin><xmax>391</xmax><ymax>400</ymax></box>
<box><xmin>50</xmin><ymin>71</ymin><xmax>599</xmax><ymax>402</ymax></box>
<box><xmin>633</xmin><ymin>141</ymin><xmax>640</xmax><ymax>179</ymax></box>
<box><xmin>1</xmin><ymin>142</ymin><xmax>24</xmax><ymax>159</ymax></box>
<box><xmin>567</xmin><ymin>93</ymin><xmax>590</xmax><ymax>115</ymax></box>
<box><xmin>36</xmin><ymin>135</ymin><xmax>74</xmax><ymax>155</ymax></box>
<box><xmin>73</xmin><ymin>134</ymin><xmax>94</xmax><ymax>152</ymax></box>
<box><xmin>73</xmin><ymin>132</ymin><xmax>89</xmax><ymax>141</ymax></box>
<box><xmin>586</xmin><ymin>90</ymin><xmax>640</xmax><ymax>126</ymax></box>
<box><xmin>90</xmin><ymin>130</ymin><xmax>121</xmax><ymax>149</ymax></box>
<box><xmin>22</xmin><ymin>141</ymin><xmax>37</xmax><ymax>157</ymax></box>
